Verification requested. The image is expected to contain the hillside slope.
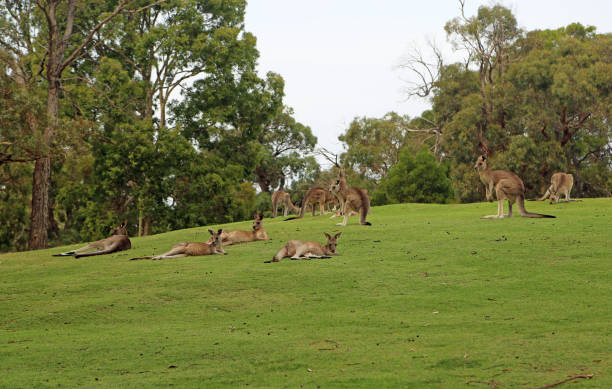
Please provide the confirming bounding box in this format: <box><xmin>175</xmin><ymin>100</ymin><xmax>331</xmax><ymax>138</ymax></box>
<box><xmin>1</xmin><ymin>199</ymin><xmax>610</xmax><ymax>388</ymax></box>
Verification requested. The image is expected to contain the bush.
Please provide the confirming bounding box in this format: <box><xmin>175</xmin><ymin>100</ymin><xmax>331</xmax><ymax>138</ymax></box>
<box><xmin>373</xmin><ymin>149</ymin><xmax>454</xmax><ymax>205</ymax></box>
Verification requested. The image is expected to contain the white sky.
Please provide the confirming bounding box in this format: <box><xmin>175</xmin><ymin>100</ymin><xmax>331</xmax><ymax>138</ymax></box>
<box><xmin>244</xmin><ymin>0</ymin><xmax>612</xmax><ymax>163</ymax></box>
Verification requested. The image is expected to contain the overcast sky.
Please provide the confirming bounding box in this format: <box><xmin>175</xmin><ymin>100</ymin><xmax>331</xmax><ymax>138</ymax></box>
<box><xmin>243</xmin><ymin>0</ymin><xmax>612</xmax><ymax>164</ymax></box>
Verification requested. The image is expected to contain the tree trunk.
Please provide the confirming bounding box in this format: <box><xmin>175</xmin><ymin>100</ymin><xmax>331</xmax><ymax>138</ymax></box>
<box><xmin>29</xmin><ymin>157</ymin><xmax>51</xmax><ymax>249</ymax></box>
<box><xmin>144</xmin><ymin>216</ymin><xmax>152</xmax><ymax>236</ymax></box>
<box><xmin>29</xmin><ymin>77</ymin><xmax>60</xmax><ymax>250</ymax></box>
<box><xmin>159</xmin><ymin>97</ymin><xmax>166</xmax><ymax>128</ymax></box>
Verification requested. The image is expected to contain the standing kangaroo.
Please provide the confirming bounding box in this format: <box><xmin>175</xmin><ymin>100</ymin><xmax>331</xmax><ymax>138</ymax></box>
<box><xmin>209</xmin><ymin>213</ymin><xmax>269</xmax><ymax>246</ymax></box>
<box><xmin>538</xmin><ymin>173</ymin><xmax>574</xmax><ymax>203</ymax></box>
<box><xmin>329</xmin><ymin>166</ymin><xmax>372</xmax><ymax>226</ymax></box>
<box><xmin>300</xmin><ymin>186</ymin><xmax>334</xmax><ymax>217</ymax></box>
<box><xmin>53</xmin><ymin>222</ymin><xmax>131</xmax><ymax>258</ymax></box>
<box><xmin>130</xmin><ymin>229</ymin><xmax>226</xmax><ymax>260</ymax></box>
<box><xmin>266</xmin><ymin>232</ymin><xmax>342</xmax><ymax>263</ymax></box>
<box><xmin>271</xmin><ymin>190</ymin><xmax>300</xmax><ymax>217</ymax></box>
<box><xmin>474</xmin><ymin>155</ymin><xmax>555</xmax><ymax>219</ymax></box>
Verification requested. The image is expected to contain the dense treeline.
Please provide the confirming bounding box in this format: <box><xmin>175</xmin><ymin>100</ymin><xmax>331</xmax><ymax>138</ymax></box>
<box><xmin>340</xmin><ymin>5</ymin><xmax>611</xmax><ymax>205</ymax></box>
<box><xmin>1</xmin><ymin>2</ymin><xmax>610</xmax><ymax>253</ymax></box>
<box><xmin>0</xmin><ymin>0</ymin><xmax>315</xmax><ymax>251</ymax></box>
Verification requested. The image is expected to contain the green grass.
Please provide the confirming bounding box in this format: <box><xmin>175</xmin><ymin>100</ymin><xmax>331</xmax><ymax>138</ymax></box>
<box><xmin>1</xmin><ymin>199</ymin><xmax>611</xmax><ymax>388</ymax></box>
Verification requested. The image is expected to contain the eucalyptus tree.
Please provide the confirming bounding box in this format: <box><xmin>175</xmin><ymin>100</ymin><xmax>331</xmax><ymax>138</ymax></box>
<box><xmin>0</xmin><ymin>0</ymin><xmax>164</xmax><ymax>249</ymax></box>
<box><xmin>253</xmin><ymin>106</ymin><xmax>317</xmax><ymax>193</ymax></box>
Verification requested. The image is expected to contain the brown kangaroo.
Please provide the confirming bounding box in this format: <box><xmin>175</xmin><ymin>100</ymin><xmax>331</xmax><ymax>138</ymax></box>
<box><xmin>329</xmin><ymin>166</ymin><xmax>372</xmax><ymax>226</ymax></box>
<box><xmin>209</xmin><ymin>213</ymin><xmax>269</xmax><ymax>246</ymax></box>
<box><xmin>53</xmin><ymin>222</ymin><xmax>131</xmax><ymax>258</ymax></box>
<box><xmin>130</xmin><ymin>229</ymin><xmax>226</xmax><ymax>260</ymax></box>
<box><xmin>265</xmin><ymin>232</ymin><xmax>342</xmax><ymax>263</ymax></box>
<box><xmin>300</xmin><ymin>186</ymin><xmax>334</xmax><ymax>217</ymax></box>
<box><xmin>474</xmin><ymin>155</ymin><xmax>555</xmax><ymax>218</ymax></box>
<box><xmin>271</xmin><ymin>190</ymin><xmax>300</xmax><ymax>217</ymax></box>
<box><xmin>538</xmin><ymin>173</ymin><xmax>574</xmax><ymax>203</ymax></box>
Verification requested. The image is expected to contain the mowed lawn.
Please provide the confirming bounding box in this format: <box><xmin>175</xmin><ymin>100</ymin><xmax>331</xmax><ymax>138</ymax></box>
<box><xmin>1</xmin><ymin>199</ymin><xmax>610</xmax><ymax>388</ymax></box>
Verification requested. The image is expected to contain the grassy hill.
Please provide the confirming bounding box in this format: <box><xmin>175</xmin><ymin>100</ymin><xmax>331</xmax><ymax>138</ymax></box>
<box><xmin>1</xmin><ymin>199</ymin><xmax>610</xmax><ymax>388</ymax></box>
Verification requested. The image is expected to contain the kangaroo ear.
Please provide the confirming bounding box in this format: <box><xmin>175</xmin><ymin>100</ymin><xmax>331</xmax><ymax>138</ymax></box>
<box><xmin>208</xmin><ymin>229</ymin><xmax>214</xmax><ymax>235</ymax></box>
<box><xmin>217</xmin><ymin>229</ymin><xmax>223</xmax><ymax>235</ymax></box>
<box><xmin>334</xmin><ymin>232</ymin><xmax>342</xmax><ymax>239</ymax></box>
<box><xmin>324</xmin><ymin>232</ymin><xmax>331</xmax><ymax>240</ymax></box>
<box><xmin>481</xmin><ymin>155</ymin><xmax>487</xmax><ymax>161</ymax></box>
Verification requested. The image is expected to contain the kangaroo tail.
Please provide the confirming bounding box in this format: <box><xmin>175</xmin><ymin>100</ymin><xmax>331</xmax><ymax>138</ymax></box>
<box><xmin>53</xmin><ymin>251</ymin><xmax>76</xmax><ymax>257</ymax></box>
<box><xmin>537</xmin><ymin>186</ymin><xmax>553</xmax><ymax>201</ymax></box>
<box><xmin>517</xmin><ymin>196</ymin><xmax>555</xmax><ymax>218</ymax></box>
<box><xmin>130</xmin><ymin>256</ymin><xmax>153</xmax><ymax>261</ymax></box>
<box><xmin>358</xmin><ymin>189</ymin><xmax>372</xmax><ymax>225</ymax></box>
<box><xmin>74</xmin><ymin>248</ymin><xmax>118</xmax><ymax>258</ymax></box>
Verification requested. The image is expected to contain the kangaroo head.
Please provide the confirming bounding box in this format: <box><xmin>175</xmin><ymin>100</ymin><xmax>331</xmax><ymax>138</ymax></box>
<box><xmin>208</xmin><ymin>229</ymin><xmax>227</xmax><ymax>254</ymax></box>
<box><xmin>549</xmin><ymin>191</ymin><xmax>559</xmax><ymax>204</ymax></box>
<box><xmin>253</xmin><ymin>212</ymin><xmax>264</xmax><ymax>230</ymax></box>
<box><xmin>474</xmin><ymin>155</ymin><xmax>488</xmax><ymax>171</ymax></box>
<box><xmin>329</xmin><ymin>179</ymin><xmax>341</xmax><ymax>194</ymax></box>
<box><xmin>111</xmin><ymin>222</ymin><xmax>128</xmax><ymax>236</ymax></box>
<box><xmin>323</xmin><ymin>232</ymin><xmax>342</xmax><ymax>255</ymax></box>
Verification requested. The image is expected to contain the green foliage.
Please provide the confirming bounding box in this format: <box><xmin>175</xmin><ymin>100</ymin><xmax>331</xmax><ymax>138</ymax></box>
<box><xmin>252</xmin><ymin>106</ymin><xmax>317</xmax><ymax>192</ymax></box>
<box><xmin>373</xmin><ymin>149</ymin><xmax>453</xmax><ymax>205</ymax></box>
<box><xmin>0</xmin><ymin>163</ymin><xmax>31</xmax><ymax>251</ymax></box>
<box><xmin>430</xmin><ymin>3</ymin><xmax>611</xmax><ymax>201</ymax></box>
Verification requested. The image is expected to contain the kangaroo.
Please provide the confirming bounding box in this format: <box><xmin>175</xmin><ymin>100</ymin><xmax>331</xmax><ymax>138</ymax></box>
<box><xmin>53</xmin><ymin>222</ymin><xmax>131</xmax><ymax>258</ymax></box>
<box><xmin>538</xmin><ymin>173</ymin><xmax>574</xmax><ymax>203</ymax></box>
<box><xmin>130</xmin><ymin>229</ymin><xmax>226</xmax><ymax>260</ymax></box>
<box><xmin>265</xmin><ymin>232</ymin><xmax>342</xmax><ymax>262</ymax></box>
<box><xmin>329</xmin><ymin>166</ymin><xmax>372</xmax><ymax>226</ymax></box>
<box><xmin>285</xmin><ymin>186</ymin><xmax>334</xmax><ymax>220</ymax></box>
<box><xmin>209</xmin><ymin>212</ymin><xmax>269</xmax><ymax>246</ymax></box>
<box><xmin>301</xmin><ymin>186</ymin><xmax>333</xmax><ymax>216</ymax></box>
<box><xmin>474</xmin><ymin>155</ymin><xmax>555</xmax><ymax>218</ymax></box>
<box><xmin>271</xmin><ymin>190</ymin><xmax>300</xmax><ymax>217</ymax></box>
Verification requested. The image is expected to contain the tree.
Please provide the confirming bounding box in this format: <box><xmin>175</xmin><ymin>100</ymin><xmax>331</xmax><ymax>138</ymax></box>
<box><xmin>0</xmin><ymin>0</ymin><xmax>164</xmax><ymax>249</ymax></box>
<box><xmin>338</xmin><ymin>112</ymin><xmax>437</xmax><ymax>184</ymax></box>
<box><xmin>254</xmin><ymin>106</ymin><xmax>317</xmax><ymax>193</ymax></box>
<box><xmin>372</xmin><ymin>148</ymin><xmax>454</xmax><ymax>205</ymax></box>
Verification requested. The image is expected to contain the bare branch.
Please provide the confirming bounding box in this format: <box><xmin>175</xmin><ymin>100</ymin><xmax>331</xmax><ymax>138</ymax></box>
<box><xmin>317</xmin><ymin>147</ymin><xmax>339</xmax><ymax>167</ymax></box>
<box><xmin>59</xmin><ymin>0</ymin><xmax>167</xmax><ymax>74</ymax></box>
<box><xmin>397</xmin><ymin>40</ymin><xmax>443</xmax><ymax>98</ymax></box>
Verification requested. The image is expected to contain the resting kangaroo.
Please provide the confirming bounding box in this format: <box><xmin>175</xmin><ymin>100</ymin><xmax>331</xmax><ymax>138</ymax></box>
<box><xmin>266</xmin><ymin>232</ymin><xmax>342</xmax><ymax>263</ymax></box>
<box><xmin>538</xmin><ymin>173</ymin><xmax>574</xmax><ymax>203</ymax></box>
<box><xmin>53</xmin><ymin>222</ymin><xmax>131</xmax><ymax>258</ymax></box>
<box><xmin>329</xmin><ymin>166</ymin><xmax>372</xmax><ymax>226</ymax></box>
<box><xmin>474</xmin><ymin>155</ymin><xmax>555</xmax><ymax>219</ymax></box>
<box><xmin>130</xmin><ymin>229</ymin><xmax>226</xmax><ymax>260</ymax></box>
<box><xmin>271</xmin><ymin>190</ymin><xmax>300</xmax><ymax>217</ymax></box>
<box><xmin>209</xmin><ymin>212</ymin><xmax>269</xmax><ymax>246</ymax></box>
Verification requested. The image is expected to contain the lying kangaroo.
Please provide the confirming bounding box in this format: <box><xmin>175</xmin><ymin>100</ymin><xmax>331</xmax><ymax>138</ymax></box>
<box><xmin>53</xmin><ymin>222</ymin><xmax>131</xmax><ymax>258</ymax></box>
<box><xmin>538</xmin><ymin>173</ymin><xmax>574</xmax><ymax>203</ymax></box>
<box><xmin>209</xmin><ymin>212</ymin><xmax>269</xmax><ymax>246</ymax></box>
<box><xmin>474</xmin><ymin>155</ymin><xmax>555</xmax><ymax>218</ymax></box>
<box><xmin>271</xmin><ymin>189</ymin><xmax>300</xmax><ymax>217</ymax></box>
<box><xmin>329</xmin><ymin>166</ymin><xmax>372</xmax><ymax>226</ymax></box>
<box><xmin>265</xmin><ymin>232</ymin><xmax>342</xmax><ymax>263</ymax></box>
<box><xmin>130</xmin><ymin>229</ymin><xmax>226</xmax><ymax>260</ymax></box>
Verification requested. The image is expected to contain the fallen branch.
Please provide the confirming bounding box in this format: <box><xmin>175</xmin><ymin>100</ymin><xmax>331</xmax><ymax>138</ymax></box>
<box><xmin>527</xmin><ymin>374</ymin><xmax>594</xmax><ymax>389</ymax></box>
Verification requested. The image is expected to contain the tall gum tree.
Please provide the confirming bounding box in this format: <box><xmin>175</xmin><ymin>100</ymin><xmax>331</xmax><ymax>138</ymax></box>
<box><xmin>0</xmin><ymin>0</ymin><xmax>165</xmax><ymax>249</ymax></box>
